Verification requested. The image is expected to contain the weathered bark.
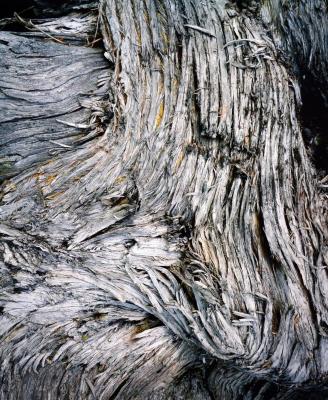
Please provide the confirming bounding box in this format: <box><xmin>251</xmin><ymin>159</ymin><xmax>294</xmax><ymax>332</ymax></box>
<box><xmin>0</xmin><ymin>0</ymin><xmax>327</xmax><ymax>398</ymax></box>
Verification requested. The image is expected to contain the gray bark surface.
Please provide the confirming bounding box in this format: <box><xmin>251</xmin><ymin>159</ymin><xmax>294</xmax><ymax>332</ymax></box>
<box><xmin>0</xmin><ymin>1</ymin><xmax>327</xmax><ymax>399</ymax></box>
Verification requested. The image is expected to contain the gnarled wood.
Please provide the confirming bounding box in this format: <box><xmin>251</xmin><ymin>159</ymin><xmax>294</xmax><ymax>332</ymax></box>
<box><xmin>0</xmin><ymin>0</ymin><xmax>327</xmax><ymax>398</ymax></box>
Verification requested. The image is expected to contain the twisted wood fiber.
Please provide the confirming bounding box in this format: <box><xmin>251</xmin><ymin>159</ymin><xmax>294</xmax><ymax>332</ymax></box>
<box><xmin>0</xmin><ymin>0</ymin><xmax>327</xmax><ymax>398</ymax></box>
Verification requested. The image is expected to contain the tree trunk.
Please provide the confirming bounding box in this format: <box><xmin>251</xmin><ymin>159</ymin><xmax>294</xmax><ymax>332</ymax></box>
<box><xmin>0</xmin><ymin>1</ymin><xmax>327</xmax><ymax>399</ymax></box>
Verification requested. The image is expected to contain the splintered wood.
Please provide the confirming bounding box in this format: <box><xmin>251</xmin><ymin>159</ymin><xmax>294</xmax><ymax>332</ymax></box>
<box><xmin>0</xmin><ymin>0</ymin><xmax>327</xmax><ymax>399</ymax></box>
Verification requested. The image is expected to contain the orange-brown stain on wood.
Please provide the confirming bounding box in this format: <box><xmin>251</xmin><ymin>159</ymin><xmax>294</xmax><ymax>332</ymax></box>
<box><xmin>155</xmin><ymin>101</ymin><xmax>164</xmax><ymax>128</ymax></box>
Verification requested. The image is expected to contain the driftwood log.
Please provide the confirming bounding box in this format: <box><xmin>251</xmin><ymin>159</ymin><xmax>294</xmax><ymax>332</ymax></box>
<box><xmin>0</xmin><ymin>0</ymin><xmax>327</xmax><ymax>398</ymax></box>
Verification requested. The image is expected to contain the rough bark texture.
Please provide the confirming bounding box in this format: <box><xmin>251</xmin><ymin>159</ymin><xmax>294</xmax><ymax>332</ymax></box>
<box><xmin>0</xmin><ymin>0</ymin><xmax>327</xmax><ymax>399</ymax></box>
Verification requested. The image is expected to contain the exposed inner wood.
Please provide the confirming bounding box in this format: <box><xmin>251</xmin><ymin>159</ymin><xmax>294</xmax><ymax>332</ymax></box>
<box><xmin>0</xmin><ymin>1</ymin><xmax>327</xmax><ymax>399</ymax></box>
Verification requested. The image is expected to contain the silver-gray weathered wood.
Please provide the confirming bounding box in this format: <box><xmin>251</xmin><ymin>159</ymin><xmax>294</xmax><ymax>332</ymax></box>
<box><xmin>0</xmin><ymin>0</ymin><xmax>327</xmax><ymax>399</ymax></box>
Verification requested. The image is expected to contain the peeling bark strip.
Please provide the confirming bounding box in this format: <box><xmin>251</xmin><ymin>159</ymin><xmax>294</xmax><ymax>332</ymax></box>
<box><xmin>0</xmin><ymin>0</ymin><xmax>327</xmax><ymax>399</ymax></box>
